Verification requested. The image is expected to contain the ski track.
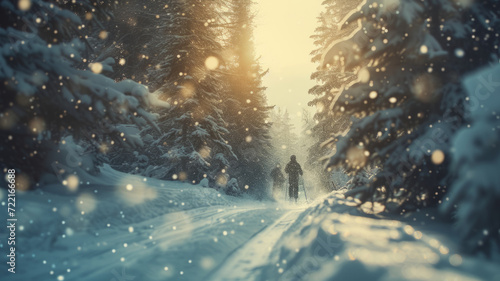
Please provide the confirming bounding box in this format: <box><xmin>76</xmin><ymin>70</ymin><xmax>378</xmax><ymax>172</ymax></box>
<box><xmin>72</xmin><ymin>204</ymin><xmax>285</xmax><ymax>281</ymax></box>
<box><xmin>207</xmin><ymin>209</ymin><xmax>304</xmax><ymax>281</ymax></box>
<box><xmin>13</xmin><ymin>202</ymin><xmax>297</xmax><ymax>281</ymax></box>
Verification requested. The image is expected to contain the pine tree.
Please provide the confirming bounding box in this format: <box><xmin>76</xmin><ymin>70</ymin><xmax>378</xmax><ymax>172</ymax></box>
<box><xmin>0</xmin><ymin>0</ymin><xmax>158</xmax><ymax>185</ymax></box>
<box><xmin>320</xmin><ymin>0</ymin><xmax>500</xmax><ymax>209</ymax></box>
<box><xmin>307</xmin><ymin>0</ymin><xmax>361</xmax><ymax>189</ymax></box>
<box><xmin>223</xmin><ymin>0</ymin><xmax>272</xmax><ymax>195</ymax></box>
<box><xmin>140</xmin><ymin>0</ymin><xmax>235</xmax><ymax>183</ymax></box>
<box><xmin>89</xmin><ymin>0</ymin><xmax>167</xmax><ymax>84</ymax></box>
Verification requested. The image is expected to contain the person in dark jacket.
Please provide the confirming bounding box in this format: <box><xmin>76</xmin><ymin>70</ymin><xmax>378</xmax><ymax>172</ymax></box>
<box><xmin>285</xmin><ymin>155</ymin><xmax>303</xmax><ymax>202</ymax></box>
<box><xmin>270</xmin><ymin>163</ymin><xmax>285</xmax><ymax>189</ymax></box>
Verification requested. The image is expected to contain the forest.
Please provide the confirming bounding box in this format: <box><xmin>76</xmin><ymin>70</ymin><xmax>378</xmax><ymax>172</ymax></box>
<box><xmin>1</xmin><ymin>0</ymin><xmax>500</xmax><ymax>280</ymax></box>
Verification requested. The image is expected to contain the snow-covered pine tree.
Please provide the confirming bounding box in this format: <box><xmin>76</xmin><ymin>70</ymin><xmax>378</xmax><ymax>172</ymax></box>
<box><xmin>223</xmin><ymin>0</ymin><xmax>272</xmax><ymax>195</ymax></box>
<box><xmin>89</xmin><ymin>0</ymin><xmax>167</xmax><ymax>84</ymax></box>
<box><xmin>0</xmin><ymin>0</ymin><xmax>157</xmax><ymax>185</ymax></box>
<box><xmin>320</xmin><ymin>0</ymin><xmax>500</xmax><ymax>209</ymax></box>
<box><xmin>307</xmin><ymin>0</ymin><xmax>361</xmax><ymax>190</ymax></box>
<box><xmin>141</xmin><ymin>0</ymin><xmax>236</xmax><ymax>183</ymax></box>
<box><xmin>442</xmin><ymin>64</ymin><xmax>500</xmax><ymax>254</ymax></box>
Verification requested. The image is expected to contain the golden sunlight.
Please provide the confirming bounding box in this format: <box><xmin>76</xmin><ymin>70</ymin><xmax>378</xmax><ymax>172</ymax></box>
<box><xmin>254</xmin><ymin>0</ymin><xmax>323</xmax><ymax>123</ymax></box>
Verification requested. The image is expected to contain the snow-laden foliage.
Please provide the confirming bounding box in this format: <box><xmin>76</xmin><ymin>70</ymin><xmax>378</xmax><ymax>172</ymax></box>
<box><xmin>222</xmin><ymin>0</ymin><xmax>272</xmax><ymax>196</ymax></box>
<box><xmin>442</xmin><ymin>64</ymin><xmax>500</xmax><ymax>254</ymax></box>
<box><xmin>108</xmin><ymin>0</ymin><xmax>272</xmax><ymax>196</ymax></box>
<box><xmin>319</xmin><ymin>0</ymin><xmax>500</xmax><ymax>209</ymax></box>
<box><xmin>0</xmin><ymin>0</ymin><xmax>158</xmax><ymax>183</ymax></box>
<box><xmin>307</xmin><ymin>0</ymin><xmax>362</xmax><ymax>190</ymax></box>
<box><xmin>110</xmin><ymin>0</ymin><xmax>235</xmax><ymax>184</ymax></box>
<box><xmin>89</xmin><ymin>0</ymin><xmax>165</xmax><ymax>83</ymax></box>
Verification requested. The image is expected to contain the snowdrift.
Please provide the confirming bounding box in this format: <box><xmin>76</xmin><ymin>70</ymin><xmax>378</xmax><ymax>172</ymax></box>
<box><xmin>258</xmin><ymin>192</ymin><xmax>500</xmax><ymax>281</ymax></box>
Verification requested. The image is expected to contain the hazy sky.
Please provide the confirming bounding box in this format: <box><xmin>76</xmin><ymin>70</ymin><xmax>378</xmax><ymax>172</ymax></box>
<box><xmin>254</xmin><ymin>0</ymin><xmax>323</xmax><ymax>125</ymax></box>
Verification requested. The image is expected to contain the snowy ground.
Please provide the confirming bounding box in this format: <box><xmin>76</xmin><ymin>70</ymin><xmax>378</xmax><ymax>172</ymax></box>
<box><xmin>1</xmin><ymin>166</ymin><xmax>499</xmax><ymax>281</ymax></box>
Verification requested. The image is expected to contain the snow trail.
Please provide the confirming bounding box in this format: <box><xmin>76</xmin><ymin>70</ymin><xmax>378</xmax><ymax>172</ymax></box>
<box><xmin>66</xmin><ymin>205</ymin><xmax>284</xmax><ymax>281</ymax></box>
<box><xmin>207</xmin><ymin>208</ymin><xmax>305</xmax><ymax>281</ymax></box>
<box><xmin>9</xmin><ymin>167</ymin><xmax>500</xmax><ymax>281</ymax></box>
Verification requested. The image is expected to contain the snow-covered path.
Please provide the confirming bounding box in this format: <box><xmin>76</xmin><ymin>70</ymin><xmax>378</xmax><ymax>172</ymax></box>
<box><xmin>10</xmin><ymin>202</ymin><xmax>297</xmax><ymax>281</ymax></box>
<box><xmin>4</xmin><ymin>166</ymin><xmax>500</xmax><ymax>281</ymax></box>
<box><xmin>207</xmin><ymin>209</ymin><xmax>304</xmax><ymax>281</ymax></box>
<box><xmin>5</xmin><ymin>164</ymin><xmax>307</xmax><ymax>281</ymax></box>
<box><xmin>68</xmin><ymin>204</ymin><xmax>290</xmax><ymax>281</ymax></box>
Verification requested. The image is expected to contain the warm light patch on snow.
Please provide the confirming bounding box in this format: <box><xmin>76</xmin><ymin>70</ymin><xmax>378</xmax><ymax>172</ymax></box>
<box><xmin>404</xmin><ymin>225</ymin><xmax>415</xmax><ymax>235</ymax></box>
<box><xmin>359</xmin><ymin>202</ymin><xmax>385</xmax><ymax>214</ymax></box>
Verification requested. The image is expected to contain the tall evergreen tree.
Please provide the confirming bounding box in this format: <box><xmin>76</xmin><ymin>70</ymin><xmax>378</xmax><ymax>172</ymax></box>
<box><xmin>223</xmin><ymin>0</ymin><xmax>272</xmax><ymax>195</ymax></box>
<box><xmin>90</xmin><ymin>0</ymin><xmax>167</xmax><ymax>83</ymax></box>
<box><xmin>320</xmin><ymin>0</ymin><xmax>500</xmax><ymax>211</ymax></box>
<box><xmin>140</xmin><ymin>0</ymin><xmax>235</xmax><ymax>183</ymax></box>
<box><xmin>307</xmin><ymin>0</ymin><xmax>361</xmax><ymax>189</ymax></box>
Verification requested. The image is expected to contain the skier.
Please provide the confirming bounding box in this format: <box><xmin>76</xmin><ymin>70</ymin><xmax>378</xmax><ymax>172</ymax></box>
<box><xmin>270</xmin><ymin>163</ymin><xmax>285</xmax><ymax>199</ymax></box>
<box><xmin>285</xmin><ymin>155</ymin><xmax>303</xmax><ymax>203</ymax></box>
